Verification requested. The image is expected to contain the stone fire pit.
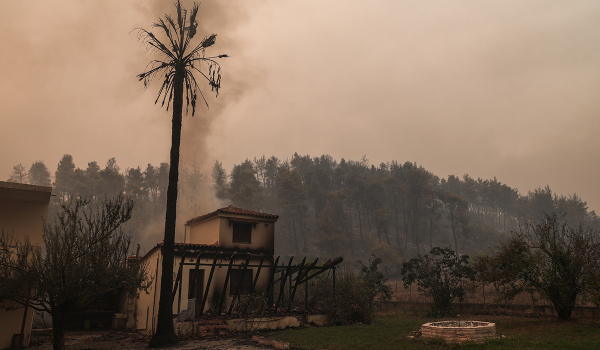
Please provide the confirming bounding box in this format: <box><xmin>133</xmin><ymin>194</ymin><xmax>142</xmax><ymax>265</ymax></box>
<box><xmin>420</xmin><ymin>321</ymin><xmax>496</xmax><ymax>343</ymax></box>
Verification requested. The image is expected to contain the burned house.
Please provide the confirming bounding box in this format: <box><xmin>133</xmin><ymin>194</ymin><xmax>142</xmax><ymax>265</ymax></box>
<box><xmin>129</xmin><ymin>205</ymin><xmax>279</xmax><ymax>333</ymax></box>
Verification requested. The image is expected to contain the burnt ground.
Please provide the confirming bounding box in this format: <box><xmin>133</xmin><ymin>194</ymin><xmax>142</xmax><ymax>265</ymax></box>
<box><xmin>28</xmin><ymin>330</ymin><xmax>276</xmax><ymax>350</ymax></box>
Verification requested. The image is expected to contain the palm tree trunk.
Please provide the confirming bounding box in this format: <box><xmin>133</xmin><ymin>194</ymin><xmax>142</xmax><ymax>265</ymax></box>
<box><xmin>150</xmin><ymin>68</ymin><xmax>184</xmax><ymax>347</ymax></box>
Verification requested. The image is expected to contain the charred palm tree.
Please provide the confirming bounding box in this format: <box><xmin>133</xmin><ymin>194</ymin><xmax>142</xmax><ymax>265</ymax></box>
<box><xmin>135</xmin><ymin>1</ymin><xmax>226</xmax><ymax>347</ymax></box>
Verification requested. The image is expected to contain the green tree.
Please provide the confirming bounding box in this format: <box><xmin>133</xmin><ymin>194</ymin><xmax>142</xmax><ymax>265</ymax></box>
<box><xmin>126</xmin><ymin>166</ymin><xmax>145</xmax><ymax>200</ymax></box>
<box><xmin>54</xmin><ymin>155</ymin><xmax>76</xmax><ymax>201</ymax></box>
<box><xmin>85</xmin><ymin>161</ymin><xmax>101</xmax><ymax>197</ymax></box>
<box><xmin>28</xmin><ymin>161</ymin><xmax>51</xmax><ymax>186</ymax></box>
<box><xmin>487</xmin><ymin>212</ymin><xmax>600</xmax><ymax>320</ymax></box>
<box><xmin>229</xmin><ymin>160</ymin><xmax>262</xmax><ymax>210</ymax></box>
<box><xmin>72</xmin><ymin>168</ymin><xmax>92</xmax><ymax>199</ymax></box>
<box><xmin>0</xmin><ymin>194</ymin><xmax>150</xmax><ymax>350</ymax></box>
<box><xmin>401</xmin><ymin>247</ymin><xmax>474</xmax><ymax>316</ymax></box>
<box><xmin>143</xmin><ymin>164</ymin><xmax>159</xmax><ymax>202</ymax></box>
<box><xmin>403</xmin><ymin>163</ymin><xmax>434</xmax><ymax>255</ymax></box>
<box><xmin>212</xmin><ymin>160</ymin><xmax>229</xmax><ymax>201</ymax></box>
<box><xmin>358</xmin><ymin>254</ymin><xmax>393</xmax><ymax>309</ymax></box>
<box><xmin>315</xmin><ymin>190</ymin><xmax>353</xmax><ymax>256</ymax></box>
<box><xmin>438</xmin><ymin>189</ymin><xmax>469</xmax><ymax>257</ymax></box>
<box><xmin>264</xmin><ymin>156</ymin><xmax>280</xmax><ymax>210</ymax></box>
<box><xmin>98</xmin><ymin>159</ymin><xmax>125</xmax><ymax>198</ymax></box>
<box><xmin>135</xmin><ymin>1</ymin><xmax>226</xmax><ymax>345</ymax></box>
<box><xmin>277</xmin><ymin>167</ymin><xmax>308</xmax><ymax>253</ymax></box>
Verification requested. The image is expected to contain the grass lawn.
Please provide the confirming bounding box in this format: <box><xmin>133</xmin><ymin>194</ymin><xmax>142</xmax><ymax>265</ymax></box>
<box><xmin>267</xmin><ymin>315</ymin><xmax>600</xmax><ymax>350</ymax></box>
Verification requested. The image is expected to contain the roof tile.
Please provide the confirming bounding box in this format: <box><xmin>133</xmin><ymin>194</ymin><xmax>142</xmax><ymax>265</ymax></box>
<box><xmin>185</xmin><ymin>205</ymin><xmax>279</xmax><ymax>226</ymax></box>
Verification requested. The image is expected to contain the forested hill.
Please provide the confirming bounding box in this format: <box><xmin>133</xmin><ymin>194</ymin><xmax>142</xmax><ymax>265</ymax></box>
<box><xmin>7</xmin><ymin>153</ymin><xmax>599</xmax><ymax>278</ymax></box>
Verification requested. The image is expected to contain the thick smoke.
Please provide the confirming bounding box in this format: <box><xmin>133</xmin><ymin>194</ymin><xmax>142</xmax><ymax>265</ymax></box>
<box><xmin>138</xmin><ymin>0</ymin><xmax>257</xmax><ymax>245</ymax></box>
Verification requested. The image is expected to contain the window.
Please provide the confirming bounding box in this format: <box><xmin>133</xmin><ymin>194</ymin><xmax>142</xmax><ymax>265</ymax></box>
<box><xmin>229</xmin><ymin>269</ymin><xmax>253</xmax><ymax>296</ymax></box>
<box><xmin>232</xmin><ymin>222</ymin><xmax>252</xmax><ymax>243</ymax></box>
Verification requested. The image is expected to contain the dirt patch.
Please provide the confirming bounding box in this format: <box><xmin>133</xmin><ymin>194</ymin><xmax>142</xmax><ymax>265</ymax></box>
<box><xmin>29</xmin><ymin>330</ymin><xmax>275</xmax><ymax>350</ymax></box>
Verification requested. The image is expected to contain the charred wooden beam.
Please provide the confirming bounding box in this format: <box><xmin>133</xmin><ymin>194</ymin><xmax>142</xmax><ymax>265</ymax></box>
<box><xmin>275</xmin><ymin>257</ymin><xmax>294</xmax><ymax>310</ymax></box>
<box><xmin>289</xmin><ymin>257</ymin><xmax>306</xmax><ymax>313</ymax></box>
<box><xmin>217</xmin><ymin>254</ymin><xmax>236</xmax><ymax>315</ymax></box>
<box><xmin>266</xmin><ymin>256</ymin><xmax>280</xmax><ymax>307</ymax></box>
<box><xmin>228</xmin><ymin>255</ymin><xmax>251</xmax><ymax>315</ymax></box>
<box><xmin>198</xmin><ymin>253</ymin><xmax>220</xmax><ymax>316</ymax></box>
<box><xmin>172</xmin><ymin>252</ymin><xmax>188</xmax><ymax>302</ymax></box>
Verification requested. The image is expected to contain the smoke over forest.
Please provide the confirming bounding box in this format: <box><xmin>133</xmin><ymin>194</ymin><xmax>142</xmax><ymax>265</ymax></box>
<box><xmin>3</xmin><ymin>0</ymin><xmax>600</xmax><ymax>280</ymax></box>
<box><xmin>2</xmin><ymin>0</ymin><xmax>600</xmax><ymax>234</ymax></box>
<box><xmin>7</xmin><ymin>153</ymin><xmax>598</xmax><ymax>277</ymax></box>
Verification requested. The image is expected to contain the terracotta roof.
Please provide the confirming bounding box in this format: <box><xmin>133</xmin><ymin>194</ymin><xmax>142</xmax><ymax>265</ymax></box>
<box><xmin>173</xmin><ymin>242</ymin><xmax>219</xmax><ymax>249</ymax></box>
<box><xmin>140</xmin><ymin>241</ymin><xmax>220</xmax><ymax>261</ymax></box>
<box><xmin>185</xmin><ymin>205</ymin><xmax>279</xmax><ymax>226</ymax></box>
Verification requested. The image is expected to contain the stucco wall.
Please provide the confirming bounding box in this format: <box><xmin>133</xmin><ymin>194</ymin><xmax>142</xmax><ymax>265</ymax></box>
<box><xmin>218</xmin><ymin>216</ymin><xmax>275</xmax><ymax>254</ymax></box>
<box><xmin>134</xmin><ymin>249</ymin><xmax>162</xmax><ymax>332</ymax></box>
<box><xmin>0</xmin><ymin>182</ymin><xmax>51</xmax><ymax>349</ymax></box>
<box><xmin>133</xmin><ymin>252</ymin><xmax>273</xmax><ymax>334</ymax></box>
<box><xmin>0</xmin><ymin>197</ymin><xmax>49</xmax><ymax>248</ymax></box>
<box><xmin>173</xmin><ymin>256</ymin><xmax>273</xmax><ymax>315</ymax></box>
<box><xmin>187</xmin><ymin>217</ymin><xmax>219</xmax><ymax>245</ymax></box>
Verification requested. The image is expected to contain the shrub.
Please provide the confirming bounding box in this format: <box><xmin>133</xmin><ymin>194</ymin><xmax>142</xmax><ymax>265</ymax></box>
<box><xmin>322</xmin><ymin>255</ymin><xmax>392</xmax><ymax>325</ymax></box>
<box><xmin>401</xmin><ymin>247</ymin><xmax>474</xmax><ymax>316</ymax></box>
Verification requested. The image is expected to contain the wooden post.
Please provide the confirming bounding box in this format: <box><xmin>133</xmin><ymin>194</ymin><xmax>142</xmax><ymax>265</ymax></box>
<box><xmin>288</xmin><ymin>267</ymin><xmax>293</xmax><ymax>312</ymax></box>
<box><xmin>198</xmin><ymin>253</ymin><xmax>220</xmax><ymax>316</ymax></box>
<box><xmin>289</xmin><ymin>257</ymin><xmax>306</xmax><ymax>313</ymax></box>
<box><xmin>305</xmin><ymin>278</ymin><xmax>308</xmax><ymax>312</ymax></box>
<box><xmin>266</xmin><ymin>256</ymin><xmax>280</xmax><ymax>308</ymax></box>
<box><xmin>217</xmin><ymin>256</ymin><xmax>236</xmax><ymax>315</ymax></box>
<box><xmin>228</xmin><ymin>256</ymin><xmax>251</xmax><ymax>315</ymax></box>
<box><xmin>332</xmin><ymin>265</ymin><xmax>336</xmax><ymax>297</ymax></box>
<box><xmin>275</xmin><ymin>257</ymin><xmax>293</xmax><ymax>310</ymax></box>
<box><xmin>173</xmin><ymin>252</ymin><xmax>188</xmax><ymax>309</ymax></box>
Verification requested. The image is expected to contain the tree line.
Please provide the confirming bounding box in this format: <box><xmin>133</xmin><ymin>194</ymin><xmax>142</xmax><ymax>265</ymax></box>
<box><xmin>6</xmin><ymin>155</ymin><xmax>212</xmax><ymax>248</ymax></box>
<box><xmin>212</xmin><ymin>153</ymin><xmax>599</xmax><ymax>274</ymax></box>
<box><xmin>7</xmin><ymin>153</ymin><xmax>599</xmax><ymax>270</ymax></box>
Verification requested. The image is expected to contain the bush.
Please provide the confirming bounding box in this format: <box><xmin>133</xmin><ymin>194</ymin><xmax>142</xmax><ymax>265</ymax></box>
<box><xmin>322</xmin><ymin>255</ymin><xmax>392</xmax><ymax>325</ymax></box>
<box><xmin>401</xmin><ymin>247</ymin><xmax>474</xmax><ymax>316</ymax></box>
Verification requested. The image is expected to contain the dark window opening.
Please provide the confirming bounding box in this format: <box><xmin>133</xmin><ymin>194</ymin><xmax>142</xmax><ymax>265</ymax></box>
<box><xmin>232</xmin><ymin>222</ymin><xmax>252</xmax><ymax>243</ymax></box>
<box><xmin>188</xmin><ymin>269</ymin><xmax>204</xmax><ymax>315</ymax></box>
<box><xmin>230</xmin><ymin>269</ymin><xmax>253</xmax><ymax>296</ymax></box>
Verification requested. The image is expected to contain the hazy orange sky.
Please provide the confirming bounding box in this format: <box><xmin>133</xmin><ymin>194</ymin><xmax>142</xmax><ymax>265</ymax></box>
<box><xmin>1</xmin><ymin>0</ymin><xmax>599</xmax><ymax>213</ymax></box>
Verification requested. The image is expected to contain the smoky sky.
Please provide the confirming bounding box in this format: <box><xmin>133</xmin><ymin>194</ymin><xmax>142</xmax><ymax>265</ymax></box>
<box><xmin>1</xmin><ymin>0</ymin><xmax>600</xmax><ymax>213</ymax></box>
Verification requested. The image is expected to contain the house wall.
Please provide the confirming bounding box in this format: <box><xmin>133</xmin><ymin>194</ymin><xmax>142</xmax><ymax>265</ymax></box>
<box><xmin>131</xmin><ymin>209</ymin><xmax>277</xmax><ymax>334</ymax></box>
<box><xmin>0</xmin><ymin>182</ymin><xmax>51</xmax><ymax>349</ymax></box>
<box><xmin>0</xmin><ymin>197</ymin><xmax>49</xmax><ymax>248</ymax></box>
<box><xmin>133</xmin><ymin>249</ymin><xmax>162</xmax><ymax>332</ymax></box>
<box><xmin>217</xmin><ymin>216</ymin><xmax>275</xmax><ymax>254</ymax></box>
<box><xmin>132</xmin><ymin>252</ymin><xmax>273</xmax><ymax>334</ymax></box>
<box><xmin>173</xmin><ymin>256</ymin><xmax>273</xmax><ymax>315</ymax></box>
<box><xmin>187</xmin><ymin>217</ymin><xmax>219</xmax><ymax>245</ymax></box>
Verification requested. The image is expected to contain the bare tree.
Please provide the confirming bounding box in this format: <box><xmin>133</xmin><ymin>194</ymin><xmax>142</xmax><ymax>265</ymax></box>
<box><xmin>7</xmin><ymin>163</ymin><xmax>28</xmax><ymax>183</ymax></box>
<box><xmin>135</xmin><ymin>1</ymin><xmax>226</xmax><ymax>346</ymax></box>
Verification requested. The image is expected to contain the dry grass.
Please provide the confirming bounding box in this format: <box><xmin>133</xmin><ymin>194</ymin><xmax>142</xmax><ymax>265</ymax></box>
<box><xmin>387</xmin><ymin>281</ymin><xmax>596</xmax><ymax>307</ymax></box>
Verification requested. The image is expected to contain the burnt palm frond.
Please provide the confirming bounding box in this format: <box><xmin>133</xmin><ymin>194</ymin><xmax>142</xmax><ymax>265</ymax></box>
<box><xmin>136</xmin><ymin>0</ymin><xmax>226</xmax><ymax>116</ymax></box>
